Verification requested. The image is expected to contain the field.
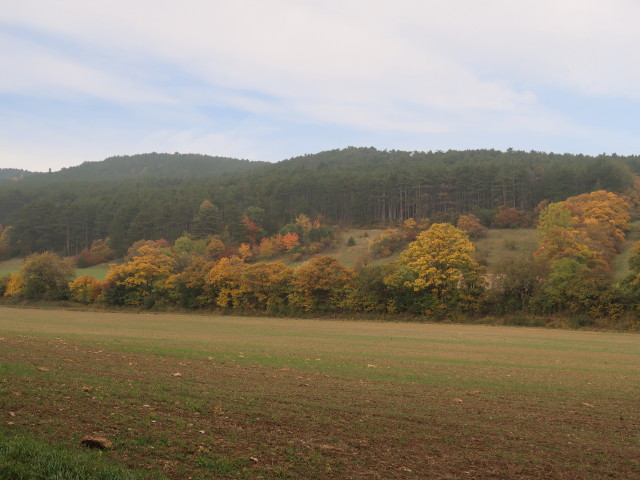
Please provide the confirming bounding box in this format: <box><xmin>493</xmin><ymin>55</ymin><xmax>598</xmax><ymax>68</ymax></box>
<box><xmin>0</xmin><ymin>259</ymin><xmax>111</xmax><ymax>281</ymax></box>
<box><xmin>1</xmin><ymin>308</ymin><xmax>639</xmax><ymax>479</ymax></box>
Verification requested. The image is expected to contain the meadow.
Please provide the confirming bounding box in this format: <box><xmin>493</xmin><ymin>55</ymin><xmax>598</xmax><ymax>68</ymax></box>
<box><xmin>1</xmin><ymin>307</ymin><xmax>638</xmax><ymax>479</ymax></box>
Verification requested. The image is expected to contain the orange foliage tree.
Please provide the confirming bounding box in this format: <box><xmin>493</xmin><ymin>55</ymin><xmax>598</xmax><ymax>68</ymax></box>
<box><xmin>491</xmin><ymin>206</ymin><xmax>529</xmax><ymax>228</ymax></box>
<box><xmin>102</xmin><ymin>244</ymin><xmax>176</xmax><ymax>306</ymax></box>
<box><xmin>238</xmin><ymin>261</ymin><xmax>293</xmax><ymax>312</ymax></box>
<box><xmin>202</xmin><ymin>256</ymin><xmax>244</xmax><ymax>308</ymax></box>
<box><xmin>456</xmin><ymin>214</ymin><xmax>487</xmax><ymax>238</ymax></box>
<box><xmin>289</xmin><ymin>256</ymin><xmax>354</xmax><ymax>312</ymax></box>
<box><xmin>69</xmin><ymin>275</ymin><xmax>103</xmax><ymax>304</ymax></box>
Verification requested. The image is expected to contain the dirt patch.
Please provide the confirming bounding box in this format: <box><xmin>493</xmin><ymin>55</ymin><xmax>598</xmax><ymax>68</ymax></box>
<box><xmin>2</xmin><ymin>334</ymin><xmax>639</xmax><ymax>479</ymax></box>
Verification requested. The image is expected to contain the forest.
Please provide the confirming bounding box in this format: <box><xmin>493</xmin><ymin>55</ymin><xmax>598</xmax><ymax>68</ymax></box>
<box><xmin>0</xmin><ymin>148</ymin><xmax>636</xmax><ymax>256</ymax></box>
<box><xmin>2</xmin><ymin>148</ymin><xmax>640</xmax><ymax>326</ymax></box>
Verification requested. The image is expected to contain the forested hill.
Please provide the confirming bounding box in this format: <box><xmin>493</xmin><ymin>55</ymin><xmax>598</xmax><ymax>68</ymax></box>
<box><xmin>0</xmin><ymin>169</ymin><xmax>33</xmax><ymax>180</ymax></box>
<box><xmin>0</xmin><ymin>148</ymin><xmax>638</xmax><ymax>256</ymax></box>
<box><xmin>10</xmin><ymin>152</ymin><xmax>266</xmax><ymax>183</ymax></box>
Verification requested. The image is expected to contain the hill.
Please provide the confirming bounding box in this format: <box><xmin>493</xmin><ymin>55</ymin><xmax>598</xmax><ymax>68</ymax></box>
<box><xmin>0</xmin><ymin>147</ymin><xmax>637</xmax><ymax>256</ymax></box>
<box><xmin>0</xmin><ymin>168</ymin><xmax>33</xmax><ymax>180</ymax></box>
<box><xmin>5</xmin><ymin>152</ymin><xmax>266</xmax><ymax>184</ymax></box>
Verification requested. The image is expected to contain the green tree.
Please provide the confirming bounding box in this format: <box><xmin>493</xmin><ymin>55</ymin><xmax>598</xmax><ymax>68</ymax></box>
<box><xmin>18</xmin><ymin>252</ymin><xmax>75</xmax><ymax>300</ymax></box>
<box><xmin>192</xmin><ymin>200</ymin><xmax>221</xmax><ymax>239</ymax></box>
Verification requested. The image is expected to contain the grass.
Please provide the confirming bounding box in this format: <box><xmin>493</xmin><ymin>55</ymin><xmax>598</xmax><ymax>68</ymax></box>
<box><xmin>74</xmin><ymin>263</ymin><xmax>110</xmax><ymax>280</ymax></box>
<box><xmin>328</xmin><ymin>228</ymin><xmax>385</xmax><ymax>267</ymax></box>
<box><xmin>1</xmin><ymin>307</ymin><xmax>639</xmax><ymax>479</ymax></box>
<box><xmin>0</xmin><ymin>258</ymin><xmax>23</xmax><ymax>277</ymax></box>
<box><xmin>0</xmin><ymin>259</ymin><xmax>111</xmax><ymax>280</ymax></box>
<box><xmin>472</xmin><ymin>228</ymin><xmax>538</xmax><ymax>274</ymax></box>
<box><xmin>612</xmin><ymin>220</ymin><xmax>640</xmax><ymax>281</ymax></box>
<box><xmin>0</xmin><ymin>431</ymin><xmax>164</xmax><ymax>480</ymax></box>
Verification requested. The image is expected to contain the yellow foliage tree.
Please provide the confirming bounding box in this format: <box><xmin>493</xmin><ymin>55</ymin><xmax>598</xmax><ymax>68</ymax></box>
<box><xmin>69</xmin><ymin>275</ymin><xmax>103</xmax><ymax>304</ymax></box>
<box><xmin>239</xmin><ymin>261</ymin><xmax>293</xmax><ymax>312</ymax></box>
<box><xmin>397</xmin><ymin>223</ymin><xmax>484</xmax><ymax>313</ymax></box>
<box><xmin>102</xmin><ymin>244</ymin><xmax>176</xmax><ymax>306</ymax></box>
<box><xmin>202</xmin><ymin>256</ymin><xmax>244</xmax><ymax>308</ymax></box>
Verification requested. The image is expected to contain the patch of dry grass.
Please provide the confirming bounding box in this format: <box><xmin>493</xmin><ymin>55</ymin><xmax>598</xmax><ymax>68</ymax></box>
<box><xmin>473</xmin><ymin>229</ymin><xmax>538</xmax><ymax>274</ymax></box>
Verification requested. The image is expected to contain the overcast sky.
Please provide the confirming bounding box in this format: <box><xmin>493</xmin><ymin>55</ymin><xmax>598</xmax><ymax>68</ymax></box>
<box><xmin>2</xmin><ymin>0</ymin><xmax>640</xmax><ymax>171</ymax></box>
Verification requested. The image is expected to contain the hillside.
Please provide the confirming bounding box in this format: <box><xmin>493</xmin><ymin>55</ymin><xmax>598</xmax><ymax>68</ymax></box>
<box><xmin>0</xmin><ymin>147</ymin><xmax>637</xmax><ymax>257</ymax></box>
<box><xmin>6</xmin><ymin>152</ymin><xmax>267</xmax><ymax>183</ymax></box>
<box><xmin>0</xmin><ymin>168</ymin><xmax>33</xmax><ymax>180</ymax></box>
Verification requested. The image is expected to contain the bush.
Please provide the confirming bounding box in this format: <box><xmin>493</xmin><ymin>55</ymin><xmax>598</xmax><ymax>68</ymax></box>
<box><xmin>369</xmin><ymin>229</ymin><xmax>405</xmax><ymax>257</ymax></box>
<box><xmin>0</xmin><ymin>275</ymin><xmax>7</xmax><ymax>297</ymax></box>
<box><xmin>69</xmin><ymin>275</ymin><xmax>103</xmax><ymax>304</ymax></box>
<box><xmin>18</xmin><ymin>252</ymin><xmax>75</xmax><ymax>300</ymax></box>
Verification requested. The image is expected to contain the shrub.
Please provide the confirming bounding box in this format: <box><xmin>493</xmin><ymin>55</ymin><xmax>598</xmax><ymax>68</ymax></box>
<box><xmin>69</xmin><ymin>275</ymin><xmax>103</xmax><ymax>304</ymax></box>
<box><xmin>18</xmin><ymin>252</ymin><xmax>75</xmax><ymax>300</ymax></box>
<box><xmin>369</xmin><ymin>229</ymin><xmax>405</xmax><ymax>257</ymax></box>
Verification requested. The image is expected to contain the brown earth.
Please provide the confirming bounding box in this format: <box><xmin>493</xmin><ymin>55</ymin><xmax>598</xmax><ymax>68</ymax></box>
<box><xmin>2</xmin><ymin>330</ymin><xmax>639</xmax><ymax>480</ymax></box>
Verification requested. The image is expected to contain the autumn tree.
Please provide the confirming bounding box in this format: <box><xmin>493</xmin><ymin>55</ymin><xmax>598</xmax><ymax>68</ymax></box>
<box><xmin>456</xmin><ymin>214</ymin><xmax>487</xmax><ymax>238</ymax></box>
<box><xmin>564</xmin><ymin>190</ymin><xmax>630</xmax><ymax>261</ymax></box>
<box><xmin>14</xmin><ymin>252</ymin><xmax>75</xmax><ymax>300</ymax></box>
<box><xmin>205</xmin><ymin>236</ymin><xmax>226</xmax><ymax>260</ymax></box>
<box><xmin>102</xmin><ymin>244</ymin><xmax>176</xmax><ymax>307</ymax></box>
<box><xmin>166</xmin><ymin>256</ymin><xmax>213</xmax><ymax>308</ymax></box>
<box><xmin>69</xmin><ymin>275</ymin><xmax>103</xmax><ymax>304</ymax></box>
<box><xmin>369</xmin><ymin>229</ymin><xmax>406</xmax><ymax>257</ymax></box>
<box><xmin>201</xmin><ymin>256</ymin><xmax>244</xmax><ymax>308</ymax></box>
<box><xmin>238</xmin><ymin>261</ymin><xmax>293</xmax><ymax>313</ymax></box>
<box><xmin>394</xmin><ymin>223</ymin><xmax>484</xmax><ymax>315</ymax></box>
<box><xmin>289</xmin><ymin>256</ymin><xmax>354</xmax><ymax>312</ymax></box>
<box><xmin>74</xmin><ymin>237</ymin><xmax>114</xmax><ymax>267</ymax></box>
<box><xmin>241</xmin><ymin>206</ymin><xmax>266</xmax><ymax>246</ymax></box>
<box><xmin>491</xmin><ymin>206</ymin><xmax>529</xmax><ymax>228</ymax></box>
<box><xmin>535</xmin><ymin>203</ymin><xmax>595</xmax><ymax>264</ymax></box>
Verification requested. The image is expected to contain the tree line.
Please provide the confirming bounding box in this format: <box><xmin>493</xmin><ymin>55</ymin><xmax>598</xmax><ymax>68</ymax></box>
<box><xmin>2</xmin><ymin>190</ymin><xmax>640</xmax><ymax>327</ymax></box>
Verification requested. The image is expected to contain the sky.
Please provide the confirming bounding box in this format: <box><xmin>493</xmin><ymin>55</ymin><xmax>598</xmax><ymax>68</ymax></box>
<box><xmin>2</xmin><ymin>0</ymin><xmax>640</xmax><ymax>172</ymax></box>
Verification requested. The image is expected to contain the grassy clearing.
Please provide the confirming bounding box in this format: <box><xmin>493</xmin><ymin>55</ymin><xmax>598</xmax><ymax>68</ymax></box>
<box><xmin>1</xmin><ymin>307</ymin><xmax>639</xmax><ymax>479</ymax></box>
<box><xmin>0</xmin><ymin>258</ymin><xmax>23</xmax><ymax>277</ymax></box>
<box><xmin>329</xmin><ymin>229</ymin><xmax>385</xmax><ymax>267</ymax></box>
<box><xmin>74</xmin><ymin>263</ymin><xmax>111</xmax><ymax>280</ymax></box>
<box><xmin>472</xmin><ymin>229</ymin><xmax>538</xmax><ymax>274</ymax></box>
<box><xmin>613</xmin><ymin>220</ymin><xmax>640</xmax><ymax>281</ymax></box>
<box><xmin>0</xmin><ymin>259</ymin><xmax>111</xmax><ymax>280</ymax></box>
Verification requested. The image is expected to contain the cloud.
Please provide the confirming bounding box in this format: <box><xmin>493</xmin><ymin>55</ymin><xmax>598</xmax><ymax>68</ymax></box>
<box><xmin>2</xmin><ymin>1</ymin><xmax>640</xmax><ymax>170</ymax></box>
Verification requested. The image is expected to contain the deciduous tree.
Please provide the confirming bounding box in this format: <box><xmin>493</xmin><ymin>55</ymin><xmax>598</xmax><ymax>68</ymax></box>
<box><xmin>396</xmin><ymin>223</ymin><xmax>484</xmax><ymax>314</ymax></box>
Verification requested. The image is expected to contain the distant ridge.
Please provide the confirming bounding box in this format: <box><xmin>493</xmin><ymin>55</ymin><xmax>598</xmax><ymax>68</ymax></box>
<box><xmin>48</xmin><ymin>152</ymin><xmax>267</xmax><ymax>181</ymax></box>
<box><xmin>0</xmin><ymin>168</ymin><xmax>33</xmax><ymax>181</ymax></box>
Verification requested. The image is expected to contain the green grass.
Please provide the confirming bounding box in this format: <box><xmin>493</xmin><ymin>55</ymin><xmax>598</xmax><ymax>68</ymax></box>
<box><xmin>0</xmin><ymin>432</ymin><xmax>165</xmax><ymax>480</ymax></box>
<box><xmin>74</xmin><ymin>263</ymin><xmax>110</xmax><ymax>280</ymax></box>
<box><xmin>1</xmin><ymin>308</ymin><xmax>639</xmax><ymax>478</ymax></box>
<box><xmin>0</xmin><ymin>258</ymin><xmax>111</xmax><ymax>280</ymax></box>
<box><xmin>613</xmin><ymin>220</ymin><xmax>640</xmax><ymax>281</ymax></box>
<box><xmin>0</xmin><ymin>257</ymin><xmax>23</xmax><ymax>277</ymax></box>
